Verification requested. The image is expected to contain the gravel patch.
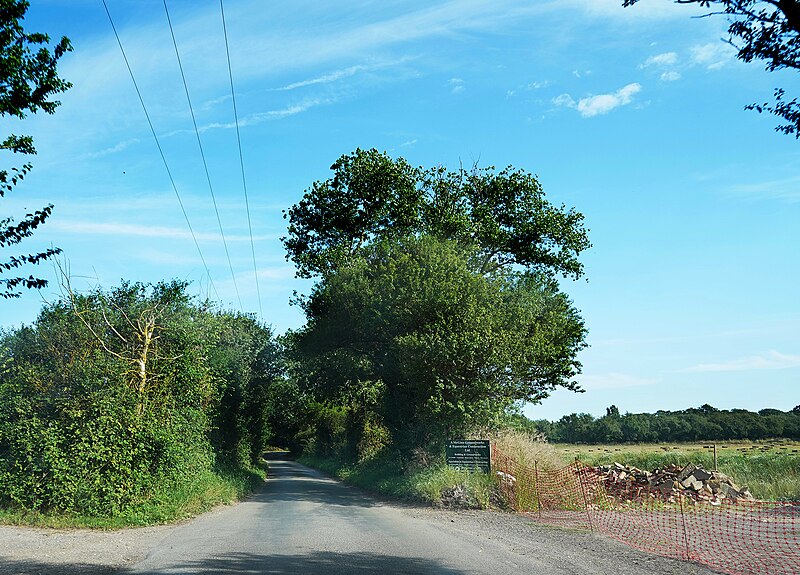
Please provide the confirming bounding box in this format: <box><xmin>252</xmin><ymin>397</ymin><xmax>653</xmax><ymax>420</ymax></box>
<box><xmin>0</xmin><ymin>524</ymin><xmax>174</xmax><ymax>575</ymax></box>
<box><xmin>406</xmin><ymin>508</ymin><xmax>717</xmax><ymax>575</ymax></box>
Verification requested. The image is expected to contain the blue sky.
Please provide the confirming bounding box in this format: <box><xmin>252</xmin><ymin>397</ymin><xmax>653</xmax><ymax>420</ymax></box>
<box><xmin>2</xmin><ymin>0</ymin><xmax>798</xmax><ymax>421</ymax></box>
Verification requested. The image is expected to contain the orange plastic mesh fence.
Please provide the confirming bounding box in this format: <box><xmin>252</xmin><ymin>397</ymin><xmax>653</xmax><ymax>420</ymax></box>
<box><xmin>491</xmin><ymin>448</ymin><xmax>799</xmax><ymax>575</ymax></box>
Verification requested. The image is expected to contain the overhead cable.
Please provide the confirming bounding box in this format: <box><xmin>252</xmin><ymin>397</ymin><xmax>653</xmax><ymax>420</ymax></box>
<box><xmin>101</xmin><ymin>0</ymin><xmax>220</xmax><ymax>301</ymax></box>
<box><xmin>219</xmin><ymin>0</ymin><xmax>264</xmax><ymax>320</ymax></box>
<box><xmin>163</xmin><ymin>0</ymin><xmax>244</xmax><ymax>311</ymax></box>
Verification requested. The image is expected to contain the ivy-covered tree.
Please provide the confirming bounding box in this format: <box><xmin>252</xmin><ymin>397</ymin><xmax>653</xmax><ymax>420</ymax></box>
<box><xmin>1</xmin><ymin>0</ymin><xmax>71</xmax><ymax>297</ymax></box>
<box><xmin>292</xmin><ymin>236</ymin><xmax>587</xmax><ymax>455</ymax></box>
<box><xmin>623</xmin><ymin>0</ymin><xmax>800</xmax><ymax>137</ymax></box>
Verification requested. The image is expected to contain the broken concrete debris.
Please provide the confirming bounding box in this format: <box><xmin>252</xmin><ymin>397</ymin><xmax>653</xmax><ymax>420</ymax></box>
<box><xmin>593</xmin><ymin>462</ymin><xmax>754</xmax><ymax>504</ymax></box>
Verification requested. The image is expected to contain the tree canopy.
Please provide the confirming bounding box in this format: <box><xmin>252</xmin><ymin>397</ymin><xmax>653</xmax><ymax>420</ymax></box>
<box><xmin>289</xmin><ymin>237</ymin><xmax>587</xmax><ymax>456</ymax></box>
<box><xmin>284</xmin><ymin>150</ymin><xmax>591</xmax><ymax>458</ymax></box>
<box><xmin>1</xmin><ymin>0</ymin><xmax>71</xmax><ymax>297</ymax></box>
<box><xmin>283</xmin><ymin>148</ymin><xmax>591</xmax><ymax>280</ymax></box>
<box><xmin>624</xmin><ymin>0</ymin><xmax>800</xmax><ymax>137</ymax></box>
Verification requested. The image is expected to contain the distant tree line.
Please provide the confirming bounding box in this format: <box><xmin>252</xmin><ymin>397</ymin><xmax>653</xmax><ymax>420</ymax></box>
<box><xmin>517</xmin><ymin>404</ymin><xmax>800</xmax><ymax>444</ymax></box>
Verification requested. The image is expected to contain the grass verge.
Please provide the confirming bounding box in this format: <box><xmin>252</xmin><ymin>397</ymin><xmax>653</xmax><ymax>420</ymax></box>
<box><xmin>299</xmin><ymin>453</ymin><xmax>496</xmax><ymax>508</ymax></box>
<box><xmin>0</xmin><ymin>462</ymin><xmax>268</xmax><ymax>529</ymax></box>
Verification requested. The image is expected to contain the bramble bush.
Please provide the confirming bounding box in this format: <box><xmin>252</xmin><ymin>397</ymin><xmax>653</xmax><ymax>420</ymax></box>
<box><xmin>0</xmin><ymin>281</ymin><xmax>278</xmax><ymax>517</ymax></box>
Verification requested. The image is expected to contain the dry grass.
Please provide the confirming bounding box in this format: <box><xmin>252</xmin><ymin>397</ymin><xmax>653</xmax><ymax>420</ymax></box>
<box><xmin>489</xmin><ymin>429</ymin><xmax>563</xmax><ymax>470</ymax></box>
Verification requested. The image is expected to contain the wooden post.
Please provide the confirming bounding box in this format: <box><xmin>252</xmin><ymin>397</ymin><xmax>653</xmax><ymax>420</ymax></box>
<box><xmin>713</xmin><ymin>443</ymin><xmax>718</xmax><ymax>471</ymax></box>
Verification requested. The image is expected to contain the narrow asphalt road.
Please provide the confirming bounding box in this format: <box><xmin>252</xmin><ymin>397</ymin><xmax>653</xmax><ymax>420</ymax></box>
<box><xmin>121</xmin><ymin>455</ymin><xmax>713</xmax><ymax>575</ymax></box>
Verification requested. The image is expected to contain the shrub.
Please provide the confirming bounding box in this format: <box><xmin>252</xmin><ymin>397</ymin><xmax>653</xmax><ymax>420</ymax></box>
<box><xmin>0</xmin><ymin>281</ymin><xmax>278</xmax><ymax>518</ymax></box>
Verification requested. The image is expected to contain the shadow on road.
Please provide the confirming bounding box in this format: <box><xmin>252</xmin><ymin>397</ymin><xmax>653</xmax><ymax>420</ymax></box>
<box><xmin>0</xmin><ymin>557</ymin><xmax>116</xmax><ymax>575</ymax></box>
<box><xmin>130</xmin><ymin>550</ymin><xmax>467</xmax><ymax>574</ymax></box>
<box><xmin>0</xmin><ymin>551</ymin><xmax>467</xmax><ymax>575</ymax></box>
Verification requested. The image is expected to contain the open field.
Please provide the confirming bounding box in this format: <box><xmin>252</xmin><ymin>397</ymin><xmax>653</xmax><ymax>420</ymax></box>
<box><xmin>556</xmin><ymin>439</ymin><xmax>800</xmax><ymax>457</ymax></box>
<box><xmin>550</xmin><ymin>440</ymin><xmax>800</xmax><ymax>502</ymax></box>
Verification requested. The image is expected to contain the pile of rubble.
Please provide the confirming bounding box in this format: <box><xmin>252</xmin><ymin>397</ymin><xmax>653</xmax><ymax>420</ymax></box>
<box><xmin>594</xmin><ymin>462</ymin><xmax>754</xmax><ymax>504</ymax></box>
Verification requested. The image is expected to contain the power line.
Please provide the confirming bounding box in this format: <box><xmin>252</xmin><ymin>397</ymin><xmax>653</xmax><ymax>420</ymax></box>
<box><xmin>101</xmin><ymin>0</ymin><xmax>220</xmax><ymax>302</ymax></box>
<box><xmin>219</xmin><ymin>0</ymin><xmax>263</xmax><ymax>320</ymax></box>
<box><xmin>162</xmin><ymin>0</ymin><xmax>243</xmax><ymax>311</ymax></box>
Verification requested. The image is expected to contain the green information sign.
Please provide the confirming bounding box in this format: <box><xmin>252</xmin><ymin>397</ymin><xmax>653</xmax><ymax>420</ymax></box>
<box><xmin>446</xmin><ymin>439</ymin><xmax>491</xmax><ymax>473</ymax></box>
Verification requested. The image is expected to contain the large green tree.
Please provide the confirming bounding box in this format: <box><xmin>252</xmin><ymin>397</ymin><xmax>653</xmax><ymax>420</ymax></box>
<box><xmin>285</xmin><ymin>150</ymin><xmax>591</xmax><ymax>457</ymax></box>
<box><xmin>283</xmin><ymin>148</ymin><xmax>591</xmax><ymax>280</ymax></box>
<box><xmin>292</xmin><ymin>237</ymin><xmax>587</xmax><ymax>455</ymax></box>
<box><xmin>624</xmin><ymin>0</ymin><xmax>800</xmax><ymax>137</ymax></box>
<box><xmin>1</xmin><ymin>0</ymin><xmax>71</xmax><ymax>298</ymax></box>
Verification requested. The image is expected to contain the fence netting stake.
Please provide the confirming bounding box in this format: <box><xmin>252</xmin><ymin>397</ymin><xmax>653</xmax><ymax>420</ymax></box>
<box><xmin>678</xmin><ymin>493</ymin><xmax>691</xmax><ymax>562</ymax></box>
<box><xmin>534</xmin><ymin>459</ymin><xmax>542</xmax><ymax>520</ymax></box>
<box><xmin>576</xmin><ymin>459</ymin><xmax>594</xmax><ymax>533</ymax></box>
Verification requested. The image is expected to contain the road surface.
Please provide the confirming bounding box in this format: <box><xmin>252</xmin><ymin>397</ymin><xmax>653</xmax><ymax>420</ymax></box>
<box><xmin>127</xmin><ymin>456</ymin><xmax>711</xmax><ymax>574</ymax></box>
<box><xmin>0</xmin><ymin>456</ymin><xmax>715</xmax><ymax>574</ymax></box>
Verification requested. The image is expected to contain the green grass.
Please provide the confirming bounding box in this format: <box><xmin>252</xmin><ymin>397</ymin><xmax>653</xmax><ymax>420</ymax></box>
<box><xmin>0</xmin><ymin>463</ymin><xmax>268</xmax><ymax>529</ymax></box>
<box><xmin>299</xmin><ymin>453</ymin><xmax>496</xmax><ymax>508</ymax></box>
<box><xmin>561</xmin><ymin>444</ymin><xmax>800</xmax><ymax>502</ymax></box>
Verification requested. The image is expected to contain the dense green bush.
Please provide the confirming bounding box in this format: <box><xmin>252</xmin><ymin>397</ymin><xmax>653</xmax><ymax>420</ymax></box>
<box><xmin>0</xmin><ymin>281</ymin><xmax>278</xmax><ymax>517</ymax></box>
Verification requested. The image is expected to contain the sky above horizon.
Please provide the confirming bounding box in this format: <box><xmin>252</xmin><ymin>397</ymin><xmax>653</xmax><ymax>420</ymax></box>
<box><xmin>2</xmin><ymin>0</ymin><xmax>798</xmax><ymax>421</ymax></box>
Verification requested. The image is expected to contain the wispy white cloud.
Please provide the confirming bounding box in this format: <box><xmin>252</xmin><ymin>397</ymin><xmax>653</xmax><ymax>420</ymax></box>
<box><xmin>243</xmin><ymin>99</ymin><xmax>327</xmax><ymax>122</ymax></box>
<box><xmin>199</xmin><ymin>93</ymin><xmax>232</xmax><ymax>111</ymax></box>
<box><xmin>277</xmin><ymin>65</ymin><xmax>369</xmax><ymax>91</ymax></box>
<box><xmin>727</xmin><ymin>176</ymin><xmax>800</xmax><ymax>202</ymax></box>
<box><xmin>527</xmin><ymin>80</ymin><xmax>550</xmax><ymax>90</ymax></box>
<box><xmin>578</xmin><ymin>372</ymin><xmax>658</xmax><ymax>390</ymax></box>
<box><xmin>554</xmin><ymin>83</ymin><xmax>642</xmax><ymax>117</ymax></box>
<box><xmin>164</xmin><ymin>98</ymin><xmax>330</xmax><ymax>136</ymax></box>
<box><xmin>563</xmin><ymin>0</ymin><xmax>695</xmax><ymax>19</ymax></box>
<box><xmin>578</xmin><ymin>83</ymin><xmax>641</xmax><ymax>116</ymax></box>
<box><xmin>640</xmin><ymin>52</ymin><xmax>682</xmax><ymax>82</ymax></box>
<box><xmin>690</xmin><ymin>42</ymin><xmax>736</xmax><ymax>70</ymax></box>
<box><xmin>553</xmin><ymin>93</ymin><xmax>576</xmax><ymax>108</ymax></box>
<box><xmin>684</xmin><ymin>350</ymin><xmax>800</xmax><ymax>373</ymax></box>
<box><xmin>449</xmin><ymin>77</ymin><xmax>465</xmax><ymax>94</ymax></box>
<box><xmin>641</xmin><ymin>52</ymin><xmax>678</xmax><ymax>68</ymax></box>
<box><xmin>85</xmin><ymin>138</ymin><xmax>141</xmax><ymax>158</ymax></box>
<box><xmin>275</xmin><ymin>58</ymin><xmax>415</xmax><ymax>92</ymax></box>
<box><xmin>34</xmin><ymin>0</ymin><xmax>557</xmax><ymax>161</ymax></box>
<box><xmin>48</xmin><ymin>221</ymin><xmax>275</xmax><ymax>243</ymax></box>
